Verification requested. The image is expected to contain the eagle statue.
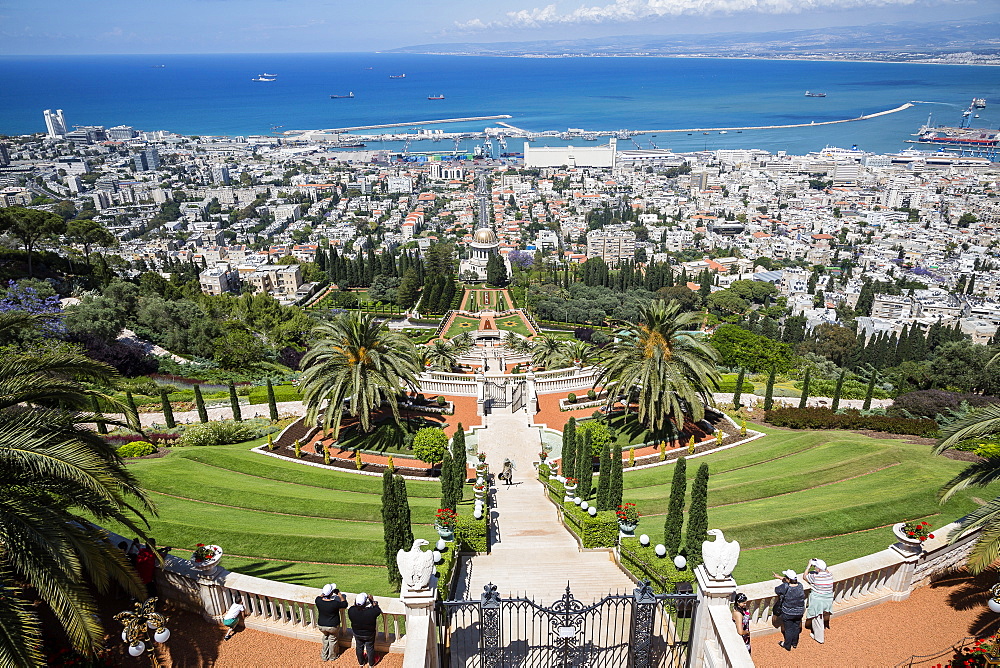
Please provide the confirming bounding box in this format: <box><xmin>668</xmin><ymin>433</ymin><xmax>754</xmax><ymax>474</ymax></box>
<box><xmin>396</xmin><ymin>538</ymin><xmax>435</xmax><ymax>591</ymax></box>
<box><xmin>702</xmin><ymin>529</ymin><xmax>740</xmax><ymax>580</ymax></box>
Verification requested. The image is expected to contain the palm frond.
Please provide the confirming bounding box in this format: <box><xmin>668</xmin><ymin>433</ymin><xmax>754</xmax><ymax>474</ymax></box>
<box><xmin>935</xmin><ymin>403</ymin><xmax>1000</xmax><ymax>454</ymax></box>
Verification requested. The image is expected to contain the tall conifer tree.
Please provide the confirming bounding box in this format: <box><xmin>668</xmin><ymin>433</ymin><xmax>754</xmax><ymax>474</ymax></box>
<box><xmin>762</xmin><ymin>365</ymin><xmax>776</xmax><ymax>411</ymax></box>
<box><xmin>193</xmin><ymin>384</ymin><xmax>208</xmax><ymax>423</ymax></box>
<box><xmin>610</xmin><ymin>442</ymin><xmax>624</xmax><ymax>510</ymax></box>
<box><xmin>664</xmin><ymin>457</ymin><xmax>687</xmax><ymax>557</ymax></box>
<box><xmin>160</xmin><ymin>388</ymin><xmax>175</xmax><ymax>429</ymax></box>
<box><xmin>596</xmin><ymin>444</ymin><xmax>612</xmax><ymax>511</ymax></box>
<box><xmin>228</xmin><ymin>381</ymin><xmax>242</xmax><ymax>422</ymax></box>
<box><xmin>831</xmin><ymin>369</ymin><xmax>846</xmax><ymax>412</ymax></box>
<box><xmin>562</xmin><ymin>417</ymin><xmax>577</xmax><ymax>477</ymax></box>
<box><xmin>798</xmin><ymin>368</ymin><xmax>811</xmax><ymax>409</ymax></box>
<box><xmin>576</xmin><ymin>430</ymin><xmax>593</xmax><ymax>499</ymax></box>
<box><xmin>685</xmin><ymin>463</ymin><xmax>710</xmax><ymax>566</ymax></box>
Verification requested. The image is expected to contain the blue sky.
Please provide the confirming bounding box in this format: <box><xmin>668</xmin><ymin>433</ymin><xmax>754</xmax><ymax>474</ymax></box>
<box><xmin>0</xmin><ymin>0</ymin><xmax>996</xmax><ymax>54</ymax></box>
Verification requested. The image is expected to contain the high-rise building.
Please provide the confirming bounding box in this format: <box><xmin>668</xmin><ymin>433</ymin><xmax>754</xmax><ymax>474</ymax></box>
<box><xmin>211</xmin><ymin>164</ymin><xmax>231</xmax><ymax>185</ymax></box>
<box><xmin>0</xmin><ymin>144</ymin><xmax>10</xmax><ymax>166</ymax></box>
<box><xmin>586</xmin><ymin>229</ymin><xmax>636</xmax><ymax>267</ymax></box>
<box><xmin>43</xmin><ymin>109</ymin><xmax>68</xmax><ymax>138</ymax></box>
<box><xmin>133</xmin><ymin>148</ymin><xmax>161</xmax><ymax>172</ymax></box>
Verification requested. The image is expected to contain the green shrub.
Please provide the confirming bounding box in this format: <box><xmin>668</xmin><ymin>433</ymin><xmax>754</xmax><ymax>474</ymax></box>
<box><xmin>178</xmin><ymin>420</ymin><xmax>264</xmax><ymax>447</ymax></box>
<box><xmin>412</xmin><ymin>427</ymin><xmax>448</xmax><ymax>464</ymax></box>
<box><xmin>436</xmin><ymin>544</ymin><xmax>459</xmax><ymax>599</ymax></box>
<box><xmin>562</xmin><ymin>503</ymin><xmax>618</xmax><ymax>548</ymax></box>
<box><xmin>764</xmin><ymin>407</ymin><xmax>937</xmax><ymax>436</ymax></box>
<box><xmin>248</xmin><ymin>384</ymin><xmax>302</xmax><ymax>404</ymax></box>
<box><xmin>116</xmin><ymin>440</ymin><xmax>156</xmax><ymax>458</ymax></box>
<box><xmin>456</xmin><ymin>515</ymin><xmax>488</xmax><ymax>552</ymax></box>
<box><xmin>577</xmin><ymin>420</ymin><xmax>613</xmax><ymax>456</ymax></box>
<box><xmin>975</xmin><ymin>441</ymin><xmax>1000</xmax><ymax>458</ymax></box>
<box><xmin>716</xmin><ymin>380</ymin><xmax>754</xmax><ymax>394</ymax></box>
<box><xmin>797</xmin><ymin>377</ymin><xmax>890</xmax><ymax>400</ymax></box>
<box><xmin>587</xmin><ymin>389</ymin><xmax>596</xmax><ymax>401</ymax></box>
<box><xmin>436</xmin><ymin>395</ymin><xmax>446</xmax><ymax>406</ymax></box>
<box><xmin>619</xmin><ymin>538</ymin><xmax>696</xmax><ymax>594</ymax></box>
<box><xmin>568</xmin><ymin>392</ymin><xmax>577</xmax><ymax>403</ymax></box>
<box><xmin>538</xmin><ymin>463</ymin><xmax>551</xmax><ymax>481</ymax></box>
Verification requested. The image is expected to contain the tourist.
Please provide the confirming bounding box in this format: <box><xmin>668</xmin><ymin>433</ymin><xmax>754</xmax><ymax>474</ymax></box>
<box><xmin>316</xmin><ymin>583</ymin><xmax>348</xmax><ymax>661</ymax></box>
<box><xmin>805</xmin><ymin>558</ymin><xmax>834</xmax><ymax>643</ymax></box>
<box><xmin>221</xmin><ymin>594</ymin><xmax>245</xmax><ymax>641</ymax></box>
<box><xmin>731</xmin><ymin>592</ymin><xmax>751</xmax><ymax>654</ymax></box>
<box><xmin>773</xmin><ymin>568</ymin><xmax>805</xmax><ymax>651</ymax></box>
<box><xmin>135</xmin><ymin>541</ymin><xmax>157</xmax><ymax>597</ymax></box>
<box><xmin>348</xmin><ymin>593</ymin><xmax>381</xmax><ymax>667</ymax></box>
<box><xmin>501</xmin><ymin>458</ymin><xmax>515</xmax><ymax>485</ymax></box>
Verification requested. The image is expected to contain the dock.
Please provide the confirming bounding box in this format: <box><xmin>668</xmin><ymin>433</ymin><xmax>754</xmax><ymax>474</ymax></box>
<box><xmin>319</xmin><ymin>115</ymin><xmax>513</xmax><ymax>133</ymax></box>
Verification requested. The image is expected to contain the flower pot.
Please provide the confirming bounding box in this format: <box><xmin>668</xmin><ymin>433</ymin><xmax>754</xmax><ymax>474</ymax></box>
<box><xmin>474</xmin><ymin>488</ymin><xmax>486</xmax><ymax>500</ymax></box>
<box><xmin>618</xmin><ymin>522</ymin><xmax>638</xmax><ymax>539</ymax></box>
<box><xmin>435</xmin><ymin>525</ymin><xmax>455</xmax><ymax>541</ymax></box>
<box><xmin>891</xmin><ymin>522</ymin><xmax>924</xmax><ymax>557</ymax></box>
<box><xmin>190</xmin><ymin>544</ymin><xmax>223</xmax><ymax>576</ymax></box>
<box><xmin>563</xmin><ymin>484</ymin><xmax>577</xmax><ymax>503</ymax></box>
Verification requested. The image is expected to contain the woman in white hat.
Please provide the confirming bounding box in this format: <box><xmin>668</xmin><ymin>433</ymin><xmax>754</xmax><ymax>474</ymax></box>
<box><xmin>805</xmin><ymin>559</ymin><xmax>834</xmax><ymax>643</ymax></box>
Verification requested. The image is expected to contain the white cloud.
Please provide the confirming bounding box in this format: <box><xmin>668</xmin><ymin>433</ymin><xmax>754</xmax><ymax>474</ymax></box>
<box><xmin>455</xmin><ymin>0</ymin><xmax>928</xmax><ymax>30</ymax></box>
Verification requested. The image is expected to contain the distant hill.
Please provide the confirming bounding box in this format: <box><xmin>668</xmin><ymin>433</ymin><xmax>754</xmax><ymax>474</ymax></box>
<box><xmin>388</xmin><ymin>17</ymin><xmax>1000</xmax><ymax>59</ymax></box>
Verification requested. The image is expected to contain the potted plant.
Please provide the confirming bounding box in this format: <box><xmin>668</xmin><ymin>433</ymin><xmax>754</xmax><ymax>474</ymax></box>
<box><xmin>563</xmin><ymin>476</ymin><xmax>578</xmax><ymax>503</ymax></box>
<box><xmin>616</xmin><ymin>503</ymin><xmax>640</xmax><ymax>538</ymax></box>
<box><xmin>474</xmin><ymin>481</ymin><xmax>487</xmax><ymax>499</ymax></box>
<box><xmin>190</xmin><ymin>543</ymin><xmax>223</xmax><ymax>574</ymax></box>
<box><xmin>477</xmin><ymin>452</ymin><xmax>487</xmax><ymax>463</ymax></box>
<box><xmin>892</xmin><ymin>521</ymin><xmax>933</xmax><ymax>556</ymax></box>
<box><xmin>538</xmin><ymin>450</ymin><xmax>548</xmax><ymax>462</ymax></box>
<box><xmin>434</xmin><ymin>508</ymin><xmax>458</xmax><ymax>541</ymax></box>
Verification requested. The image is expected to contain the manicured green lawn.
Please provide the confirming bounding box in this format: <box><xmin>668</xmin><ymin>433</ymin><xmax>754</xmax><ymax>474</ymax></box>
<box><xmin>620</xmin><ymin>424</ymin><xmax>1000</xmax><ymax>584</ymax></box>
<box><xmin>443</xmin><ymin>315</ymin><xmax>482</xmax><ymax>339</ymax></box>
<box><xmin>106</xmin><ymin>439</ymin><xmax>461</xmax><ymax>596</ymax></box>
<box><xmin>493</xmin><ymin>312</ymin><xmax>532</xmax><ymax>337</ymax></box>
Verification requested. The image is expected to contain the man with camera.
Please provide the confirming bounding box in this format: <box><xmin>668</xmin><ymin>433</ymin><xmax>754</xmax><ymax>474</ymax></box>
<box><xmin>348</xmin><ymin>592</ymin><xmax>382</xmax><ymax>667</ymax></box>
<box><xmin>315</xmin><ymin>583</ymin><xmax>348</xmax><ymax>661</ymax></box>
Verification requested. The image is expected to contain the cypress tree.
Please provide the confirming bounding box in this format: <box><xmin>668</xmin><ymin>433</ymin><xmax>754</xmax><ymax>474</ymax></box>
<box><xmin>450</xmin><ymin>425</ymin><xmax>467</xmax><ymax>505</ymax></box>
<box><xmin>561</xmin><ymin>417</ymin><xmax>577</xmax><ymax>477</ymax></box>
<box><xmin>685</xmin><ymin>463</ymin><xmax>710</xmax><ymax>566</ymax></box>
<box><xmin>762</xmin><ymin>365</ymin><xmax>776</xmax><ymax>411</ymax></box>
<box><xmin>382</xmin><ymin>470</ymin><xmax>402</xmax><ymax>588</ymax></box>
<box><xmin>863</xmin><ymin>369</ymin><xmax>878</xmax><ymax>411</ymax></box>
<box><xmin>160</xmin><ymin>388</ymin><xmax>176</xmax><ymax>429</ymax></box>
<box><xmin>266</xmin><ymin>378</ymin><xmax>279</xmax><ymax>421</ymax></box>
<box><xmin>441</xmin><ymin>450</ymin><xmax>456</xmax><ymax>510</ymax></box>
<box><xmin>831</xmin><ymin>369</ymin><xmax>846</xmax><ymax>412</ymax></box>
<box><xmin>395</xmin><ymin>475</ymin><xmax>414</xmax><ymax>548</ymax></box>
<box><xmin>732</xmin><ymin>367</ymin><xmax>746</xmax><ymax>410</ymax></box>
<box><xmin>663</xmin><ymin>457</ymin><xmax>687</xmax><ymax>557</ymax></box>
<box><xmin>596</xmin><ymin>444</ymin><xmax>612</xmax><ymax>511</ymax></box>
<box><xmin>576</xmin><ymin>430</ymin><xmax>593</xmax><ymax>499</ymax></box>
<box><xmin>798</xmin><ymin>368</ymin><xmax>811</xmax><ymax>409</ymax></box>
<box><xmin>610</xmin><ymin>442</ymin><xmax>624</xmax><ymax>511</ymax></box>
<box><xmin>228</xmin><ymin>382</ymin><xmax>242</xmax><ymax>422</ymax></box>
<box><xmin>90</xmin><ymin>395</ymin><xmax>107</xmax><ymax>435</ymax></box>
<box><xmin>193</xmin><ymin>384</ymin><xmax>208</xmax><ymax>423</ymax></box>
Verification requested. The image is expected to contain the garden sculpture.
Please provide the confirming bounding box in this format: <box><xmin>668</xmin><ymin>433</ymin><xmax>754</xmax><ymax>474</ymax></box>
<box><xmin>702</xmin><ymin>529</ymin><xmax>740</xmax><ymax>580</ymax></box>
<box><xmin>397</xmin><ymin>538</ymin><xmax>435</xmax><ymax>591</ymax></box>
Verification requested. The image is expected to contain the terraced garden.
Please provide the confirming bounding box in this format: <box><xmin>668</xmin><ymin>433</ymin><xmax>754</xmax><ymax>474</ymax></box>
<box><xmin>106</xmin><ymin>437</ymin><xmax>454</xmax><ymax>596</ymax></box>
<box><xmin>622</xmin><ymin>423</ymin><xmax>999</xmax><ymax>584</ymax></box>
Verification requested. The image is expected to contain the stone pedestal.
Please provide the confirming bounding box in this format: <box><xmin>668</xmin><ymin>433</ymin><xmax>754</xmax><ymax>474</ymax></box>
<box><xmin>691</xmin><ymin>565</ymin><xmax>739</xmax><ymax>667</ymax></box>
<box><xmin>400</xmin><ymin>586</ymin><xmax>438</xmax><ymax>668</ymax></box>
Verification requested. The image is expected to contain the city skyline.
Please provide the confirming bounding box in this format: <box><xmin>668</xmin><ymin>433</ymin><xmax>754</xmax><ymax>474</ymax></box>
<box><xmin>0</xmin><ymin>0</ymin><xmax>997</xmax><ymax>55</ymax></box>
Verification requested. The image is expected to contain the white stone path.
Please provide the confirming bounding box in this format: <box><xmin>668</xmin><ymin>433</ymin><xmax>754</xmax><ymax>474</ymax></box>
<box><xmin>454</xmin><ymin>413</ymin><xmax>635</xmax><ymax>605</ymax></box>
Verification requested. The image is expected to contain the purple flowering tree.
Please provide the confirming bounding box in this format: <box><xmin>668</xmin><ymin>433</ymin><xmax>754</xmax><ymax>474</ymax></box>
<box><xmin>508</xmin><ymin>250</ymin><xmax>534</xmax><ymax>270</ymax></box>
<box><xmin>0</xmin><ymin>280</ymin><xmax>65</xmax><ymax>336</ymax></box>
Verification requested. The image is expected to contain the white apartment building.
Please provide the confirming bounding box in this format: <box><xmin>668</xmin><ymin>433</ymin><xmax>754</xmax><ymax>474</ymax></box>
<box><xmin>586</xmin><ymin>229</ymin><xmax>635</xmax><ymax>266</ymax></box>
<box><xmin>43</xmin><ymin>109</ymin><xmax>67</xmax><ymax>138</ymax></box>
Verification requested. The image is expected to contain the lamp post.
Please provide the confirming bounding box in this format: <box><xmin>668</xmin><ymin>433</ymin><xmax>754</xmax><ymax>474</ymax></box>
<box><xmin>115</xmin><ymin>597</ymin><xmax>170</xmax><ymax>666</ymax></box>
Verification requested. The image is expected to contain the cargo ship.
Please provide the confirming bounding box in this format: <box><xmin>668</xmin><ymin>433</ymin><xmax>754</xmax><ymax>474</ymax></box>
<box><xmin>330</xmin><ymin>92</ymin><xmax>355</xmax><ymax>99</ymax></box>
<box><xmin>427</xmin><ymin>94</ymin><xmax>445</xmax><ymax>100</ymax></box>
<box><xmin>912</xmin><ymin>125</ymin><xmax>999</xmax><ymax>147</ymax></box>
<box><xmin>804</xmin><ymin>91</ymin><xmax>826</xmax><ymax>97</ymax></box>
<box><xmin>389</xmin><ymin>73</ymin><xmax>406</xmax><ymax>79</ymax></box>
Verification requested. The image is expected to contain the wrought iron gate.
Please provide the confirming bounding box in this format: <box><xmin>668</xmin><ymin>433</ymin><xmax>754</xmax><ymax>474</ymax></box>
<box><xmin>484</xmin><ymin>380</ymin><xmax>508</xmax><ymax>413</ymax></box>
<box><xmin>511</xmin><ymin>381</ymin><xmax>525</xmax><ymax>413</ymax></box>
<box><xmin>438</xmin><ymin>582</ymin><xmax>696</xmax><ymax>667</ymax></box>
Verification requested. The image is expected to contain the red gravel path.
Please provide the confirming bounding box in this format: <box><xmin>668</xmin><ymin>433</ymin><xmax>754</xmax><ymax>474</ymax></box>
<box><xmin>751</xmin><ymin>570</ymin><xmax>999</xmax><ymax>667</ymax></box>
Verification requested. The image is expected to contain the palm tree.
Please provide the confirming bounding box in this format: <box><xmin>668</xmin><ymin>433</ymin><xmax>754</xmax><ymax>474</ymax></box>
<box><xmin>564</xmin><ymin>339</ymin><xmax>597</xmax><ymax>367</ymax></box>
<box><xmin>935</xmin><ymin>402</ymin><xmax>1000</xmax><ymax>572</ymax></box>
<box><xmin>424</xmin><ymin>340</ymin><xmax>458</xmax><ymax>371</ymax></box>
<box><xmin>451</xmin><ymin>330</ymin><xmax>474</xmax><ymax>355</ymax></box>
<box><xmin>501</xmin><ymin>331</ymin><xmax>532</xmax><ymax>356</ymax></box>
<box><xmin>0</xmin><ymin>313</ymin><xmax>153</xmax><ymax>667</ymax></box>
<box><xmin>596</xmin><ymin>300</ymin><xmax>721</xmax><ymax>436</ymax></box>
<box><xmin>531</xmin><ymin>335</ymin><xmax>569</xmax><ymax>369</ymax></box>
<box><xmin>301</xmin><ymin>311</ymin><xmax>422</xmax><ymax>435</ymax></box>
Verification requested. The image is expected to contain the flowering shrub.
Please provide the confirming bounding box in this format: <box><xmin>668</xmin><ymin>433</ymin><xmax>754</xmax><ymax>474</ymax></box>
<box><xmin>952</xmin><ymin>634</ymin><xmax>1000</xmax><ymax>666</ymax></box>
<box><xmin>902</xmin><ymin>521</ymin><xmax>934</xmax><ymax>542</ymax></box>
<box><xmin>0</xmin><ymin>280</ymin><xmax>64</xmax><ymax>336</ymax></box>
<box><xmin>178</xmin><ymin>420</ymin><xmax>262</xmax><ymax>447</ymax></box>
<box><xmin>616</xmin><ymin>502</ymin><xmax>640</xmax><ymax>524</ymax></box>
<box><xmin>764</xmin><ymin>407</ymin><xmax>938</xmax><ymax>437</ymax></box>
<box><xmin>564</xmin><ymin>477</ymin><xmax>579</xmax><ymax>487</ymax></box>
<box><xmin>191</xmin><ymin>544</ymin><xmax>219</xmax><ymax>563</ymax></box>
<box><xmin>116</xmin><ymin>441</ymin><xmax>156</xmax><ymax>458</ymax></box>
<box><xmin>435</xmin><ymin>508</ymin><xmax>458</xmax><ymax>529</ymax></box>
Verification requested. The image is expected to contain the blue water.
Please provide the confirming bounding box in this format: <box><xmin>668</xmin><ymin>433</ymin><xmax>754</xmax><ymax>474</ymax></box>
<box><xmin>1</xmin><ymin>53</ymin><xmax>998</xmax><ymax>154</ymax></box>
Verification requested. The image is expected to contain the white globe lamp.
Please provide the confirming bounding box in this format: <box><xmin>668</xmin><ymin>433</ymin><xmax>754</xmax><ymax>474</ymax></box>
<box><xmin>436</xmin><ymin>539</ymin><xmax>447</xmax><ymax>551</ymax></box>
<box><xmin>153</xmin><ymin>628</ymin><xmax>171</xmax><ymax>643</ymax></box>
<box><xmin>639</xmin><ymin>534</ymin><xmax>650</xmax><ymax>546</ymax></box>
<box><xmin>654</xmin><ymin>544</ymin><xmax>667</xmax><ymax>557</ymax></box>
<box><xmin>580</xmin><ymin>501</ymin><xmax>589</xmax><ymax>511</ymax></box>
<box><xmin>588</xmin><ymin>506</ymin><xmax>597</xmax><ymax>516</ymax></box>
<box><xmin>474</xmin><ymin>508</ymin><xmax>483</xmax><ymax>520</ymax></box>
<box><xmin>674</xmin><ymin>555</ymin><xmax>687</xmax><ymax>570</ymax></box>
<box><xmin>128</xmin><ymin>642</ymin><xmax>146</xmax><ymax>657</ymax></box>
<box><xmin>573</xmin><ymin>496</ymin><xmax>582</xmax><ymax>505</ymax></box>
<box><xmin>432</xmin><ymin>550</ymin><xmax>442</xmax><ymax>563</ymax></box>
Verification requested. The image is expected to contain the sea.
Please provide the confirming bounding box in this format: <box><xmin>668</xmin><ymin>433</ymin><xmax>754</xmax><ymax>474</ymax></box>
<box><xmin>1</xmin><ymin>52</ymin><xmax>998</xmax><ymax>156</ymax></box>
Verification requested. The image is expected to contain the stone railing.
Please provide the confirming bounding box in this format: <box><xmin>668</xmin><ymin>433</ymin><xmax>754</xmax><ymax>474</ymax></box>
<box><xmin>739</xmin><ymin>522</ymin><xmax>978</xmax><ymax>636</ymax></box>
<box><xmin>533</xmin><ymin>370</ymin><xmax>601</xmax><ymax>395</ymax></box>
<box><xmin>153</xmin><ymin>552</ymin><xmax>408</xmax><ymax>652</ymax></box>
<box><xmin>415</xmin><ymin>376</ymin><xmax>479</xmax><ymax>397</ymax></box>
<box><xmin>703</xmin><ymin>605</ymin><xmax>755</xmax><ymax>668</ymax></box>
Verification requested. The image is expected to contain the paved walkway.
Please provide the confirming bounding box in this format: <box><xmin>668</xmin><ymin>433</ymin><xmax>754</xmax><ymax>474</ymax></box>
<box><xmin>454</xmin><ymin>413</ymin><xmax>634</xmax><ymax>605</ymax></box>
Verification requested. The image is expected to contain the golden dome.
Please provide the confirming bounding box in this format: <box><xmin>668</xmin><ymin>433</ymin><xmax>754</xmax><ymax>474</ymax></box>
<box><xmin>472</xmin><ymin>227</ymin><xmax>498</xmax><ymax>244</ymax></box>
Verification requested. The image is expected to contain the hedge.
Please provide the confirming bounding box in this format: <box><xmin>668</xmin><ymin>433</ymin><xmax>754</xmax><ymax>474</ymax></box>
<box><xmin>436</xmin><ymin>543</ymin><xmax>459</xmax><ymax>599</ymax></box>
<box><xmin>562</xmin><ymin>503</ymin><xmax>618</xmax><ymax>548</ymax></box>
<box><xmin>764</xmin><ymin>407</ymin><xmax>938</xmax><ymax>436</ymax></box>
<box><xmin>456</xmin><ymin>515</ymin><xmax>488</xmax><ymax>553</ymax></box>
<box><xmin>619</xmin><ymin>538</ymin><xmax>696</xmax><ymax>594</ymax></box>
<box><xmin>248</xmin><ymin>384</ymin><xmax>302</xmax><ymax>405</ymax></box>
<box><xmin>716</xmin><ymin>380</ymin><xmax>754</xmax><ymax>394</ymax></box>
<box><xmin>890</xmin><ymin>390</ymin><xmax>1000</xmax><ymax>419</ymax></box>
